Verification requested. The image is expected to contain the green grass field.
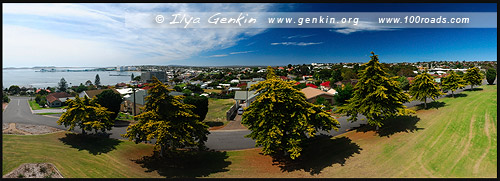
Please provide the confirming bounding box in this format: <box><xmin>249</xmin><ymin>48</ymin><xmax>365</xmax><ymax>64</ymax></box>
<box><xmin>204</xmin><ymin>98</ymin><xmax>235</xmax><ymax>126</ymax></box>
<box><xmin>3</xmin><ymin>85</ymin><xmax>496</xmax><ymax>178</ymax></box>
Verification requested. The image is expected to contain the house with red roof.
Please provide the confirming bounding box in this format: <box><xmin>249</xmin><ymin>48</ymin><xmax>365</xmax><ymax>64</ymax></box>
<box><xmin>320</xmin><ymin>81</ymin><xmax>331</xmax><ymax>91</ymax></box>
<box><xmin>306</xmin><ymin>83</ymin><xmax>318</xmax><ymax>88</ymax></box>
<box><xmin>46</xmin><ymin>92</ymin><xmax>73</xmax><ymax>107</ymax></box>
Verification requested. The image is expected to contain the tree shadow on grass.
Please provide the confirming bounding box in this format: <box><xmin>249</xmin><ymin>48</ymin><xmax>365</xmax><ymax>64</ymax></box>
<box><xmin>272</xmin><ymin>135</ymin><xmax>362</xmax><ymax>175</ymax></box>
<box><xmin>464</xmin><ymin>87</ymin><xmax>483</xmax><ymax>91</ymax></box>
<box><xmin>59</xmin><ymin>133</ymin><xmax>122</xmax><ymax>155</ymax></box>
<box><xmin>445</xmin><ymin>93</ymin><xmax>467</xmax><ymax>98</ymax></box>
<box><xmin>204</xmin><ymin>121</ymin><xmax>224</xmax><ymax>127</ymax></box>
<box><xmin>415</xmin><ymin>101</ymin><xmax>446</xmax><ymax>110</ymax></box>
<box><xmin>133</xmin><ymin>149</ymin><xmax>231</xmax><ymax>178</ymax></box>
<box><xmin>352</xmin><ymin>115</ymin><xmax>424</xmax><ymax>138</ymax></box>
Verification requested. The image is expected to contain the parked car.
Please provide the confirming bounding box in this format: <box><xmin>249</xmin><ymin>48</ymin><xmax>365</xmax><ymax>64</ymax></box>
<box><xmin>237</xmin><ymin>107</ymin><xmax>244</xmax><ymax>115</ymax></box>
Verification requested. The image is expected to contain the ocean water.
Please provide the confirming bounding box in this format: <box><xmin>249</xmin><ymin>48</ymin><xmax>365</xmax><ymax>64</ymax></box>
<box><xmin>2</xmin><ymin>68</ymin><xmax>141</xmax><ymax>89</ymax></box>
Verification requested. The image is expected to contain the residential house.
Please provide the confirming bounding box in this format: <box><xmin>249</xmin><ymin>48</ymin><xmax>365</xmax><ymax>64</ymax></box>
<box><xmin>234</xmin><ymin>90</ymin><xmax>258</xmax><ymax>107</ymax></box>
<box><xmin>301</xmin><ymin>87</ymin><xmax>335</xmax><ymax>105</ymax></box>
<box><xmin>320</xmin><ymin>81</ymin><xmax>331</xmax><ymax>91</ymax></box>
<box><xmin>79</xmin><ymin>89</ymin><xmax>120</xmax><ymax>99</ymax></box>
<box><xmin>46</xmin><ymin>92</ymin><xmax>74</xmax><ymax>107</ymax></box>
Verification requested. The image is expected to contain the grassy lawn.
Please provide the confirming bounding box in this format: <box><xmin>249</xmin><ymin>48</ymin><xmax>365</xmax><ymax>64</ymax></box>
<box><xmin>117</xmin><ymin>112</ymin><xmax>135</xmax><ymax>122</ymax></box>
<box><xmin>204</xmin><ymin>98</ymin><xmax>235</xmax><ymax>127</ymax></box>
<box><xmin>209</xmin><ymin>85</ymin><xmax>497</xmax><ymax>178</ymax></box>
<box><xmin>3</xmin><ymin>85</ymin><xmax>496</xmax><ymax>178</ymax></box>
<box><xmin>28</xmin><ymin>100</ymin><xmax>66</xmax><ymax>110</ymax></box>
<box><xmin>203</xmin><ymin>89</ymin><xmax>222</xmax><ymax>94</ymax></box>
<box><xmin>3</xmin><ymin>132</ymin><xmax>160</xmax><ymax>178</ymax></box>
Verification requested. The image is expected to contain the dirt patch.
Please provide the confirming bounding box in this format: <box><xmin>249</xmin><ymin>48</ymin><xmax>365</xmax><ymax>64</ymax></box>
<box><xmin>2</xmin><ymin>123</ymin><xmax>63</xmax><ymax>135</ymax></box>
<box><xmin>2</xmin><ymin>103</ymin><xmax>7</xmax><ymax>110</ymax></box>
<box><xmin>241</xmin><ymin>148</ymin><xmax>285</xmax><ymax>177</ymax></box>
<box><xmin>3</xmin><ymin>163</ymin><xmax>63</xmax><ymax>178</ymax></box>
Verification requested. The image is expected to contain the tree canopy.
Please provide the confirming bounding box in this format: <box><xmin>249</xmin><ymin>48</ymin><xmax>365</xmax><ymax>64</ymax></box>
<box><xmin>57</xmin><ymin>95</ymin><xmax>114</xmax><ymax>134</ymax></box>
<box><xmin>337</xmin><ymin>52</ymin><xmax>413</xmax><ymax>128</ymax></box>
<box><xmin>242</xmin><ymin>66</ymin><xmax>339</xmax><ymax>159</ymax></box>
<box><xmin>463</xmin><ymin>67</ymin><xmax>483</xmax><ymax>90</ymax></box>
<box><xmin>486</xmin><ymin>68</ymin><xmax>496</xmax><ymax>85</ymax></box>
<box><xmin>122</xmin><ymin>77</ymin><xmax>209</xmax><ymax>157</ymax></box>
<box><xmin>183</xmin><ymin>95</ymin><xmax>209</xmax><ymax>122</ymax></box>
<box><xmin>441</xmin><ymin>71</ymin><xmax>466</xmax><ymax>98</ymax></box>
<box><xmin>409</xmin><ymin>71</ymin><xmax>443</xmax><ymax>109</ymax></box>
<box><xmin>95</xmin><ymin>74</ymin><xmax>101</xmax><ymax>87</ymax></box>
<box><xmin>58</xmin><ymin>78</ymin><xmax>68</xmax><ymax>92</ymax></box>
<box><xmin>95</xmin><ymin>89</ymin><xmax>123</xmax><ymax>120</ymax></box>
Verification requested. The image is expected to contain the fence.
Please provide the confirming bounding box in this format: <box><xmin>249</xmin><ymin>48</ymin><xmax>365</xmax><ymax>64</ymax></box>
<box><xmin>226</xmin><ymin>100</ymin><xmax>239</xmax><ymax>121</ymax></box>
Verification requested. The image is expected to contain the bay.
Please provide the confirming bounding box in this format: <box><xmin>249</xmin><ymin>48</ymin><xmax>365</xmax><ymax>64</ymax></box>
<box><xmin>2</xmin><ymin>68</ymin><xmax>141</xmax><ymax>89</ymax></box>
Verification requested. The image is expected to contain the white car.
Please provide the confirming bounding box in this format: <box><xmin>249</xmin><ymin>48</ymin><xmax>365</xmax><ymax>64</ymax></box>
<box><xmin>237</xmin><ymin>108</ymin><xmax>244</xmax><ymax>115</ymax></box>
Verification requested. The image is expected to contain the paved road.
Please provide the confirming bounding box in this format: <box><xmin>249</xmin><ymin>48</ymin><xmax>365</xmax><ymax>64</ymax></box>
<box><xmin>2</xmin><ymin>79</ymin><xmax>491</xmax><ymax>151</ymax></box>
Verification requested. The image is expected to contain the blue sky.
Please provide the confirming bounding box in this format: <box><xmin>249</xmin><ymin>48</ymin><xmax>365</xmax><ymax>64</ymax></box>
<box><xmin>2</xmin><ymin>3</ymin><xmax>497</xmax><ymax>67</ymax></box>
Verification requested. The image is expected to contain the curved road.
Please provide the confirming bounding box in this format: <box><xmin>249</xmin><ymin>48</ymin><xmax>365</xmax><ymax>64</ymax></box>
<box><xmin>2</xmin><ymin>80</ymin><xmax>490</xmax><ymax>151</ymax></box>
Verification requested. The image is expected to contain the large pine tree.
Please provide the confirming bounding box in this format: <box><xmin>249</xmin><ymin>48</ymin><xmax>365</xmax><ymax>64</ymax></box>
<box><xmin>337</xmin><ymin>52</ymin><xmax>413</xmax><ymax>128</ymax></box>
<box><xmin>463</xmin><ymin>67</ymin><xmax>483</xmax><ymax>90</ymax></box>
<box><xmin>122</xmin><ymin>77</ymin><xmax>209</xmax><ymax>157</ymax></box>
<box><xmin>409</xmin><ymin>71</ymin><xmax>443</xmax><ymax>109</ymax></box>
<box><xmin>242</xmin><ymin>67</ymin><xmax>339</xmax><ymax>159</ymax></box>
<box><xmin>441</xmin><ymin>71</ymin><xmax>466</xmax><ymax>98</ymax></box>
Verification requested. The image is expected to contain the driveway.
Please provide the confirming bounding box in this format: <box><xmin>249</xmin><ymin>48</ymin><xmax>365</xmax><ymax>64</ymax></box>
<box><xmin>2</xmin><ymin>80</ymin><xmax>491</xmax><ymax>151</ymax></box>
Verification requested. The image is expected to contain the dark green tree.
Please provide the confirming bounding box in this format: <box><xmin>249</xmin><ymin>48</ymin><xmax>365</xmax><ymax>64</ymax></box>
<box><xmin>463</xmin><ymin>67</ymin><xmax>483</xmax><ymax>90</ymax></box>
<box><xmin>58</xmin><ymin>78</ymin><xmax>67</xmax><ymax>92</ymax></box>
<box><xmin>184</xmin><ymin>95</ymin><xmax>209</xmax><ymax>122</ymax></box>
<box><xmin>95</xmin><ymin>89</ymin><xmax>123</xmax><ymax>120</ymax></box>
<box><xmin>242</xmin><ymin>67</ymin><xmax>339</xmax><ymax>159</ymax></box>
<box><xmin>95</xmin><ymin>74</ymin><xmax>101</xmax><ymax>87</ymax></box>
<box><xmin>337</xmin><ymin>52</ymin><xmax>413</xmax><ymax>129</ymax></box>
<box><xmin>122</xmin><ymin>77</ymin><xmax>209</xmax><ymax>157</ymax></box>
<box><xmin>8</xmin><ymin>85</ymin><xmax>21</xmax><ymax>95</ymax></box>
<box><xmin>409</xmin><ymin>72</ymin><xmax>443</xmax><ymax>109</ymax></box>
<box><xmin>486</xmin><ymin>68</ymin><xmax>496</xmax><ymax>85</ymax></box>
<box><xmin>131</xmin><ymin>73</ymin><xmax>135</xmax><ymax>81</ymax></box>
<box><xmin>396</xmin><ymin>76</ymin><xmax>410</xmax><ymax>91</ymax></box>
<box><xmin>333</xmin><ymin>84</ymin><xmax>354</xmax><ymax>105</ymax></box>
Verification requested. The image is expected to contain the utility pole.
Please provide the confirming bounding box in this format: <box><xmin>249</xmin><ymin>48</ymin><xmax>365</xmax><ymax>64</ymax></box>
<box><xmin>132</xmin><ymin>85</ymin><xmax>136</xmax><ymax>120</ymax></box>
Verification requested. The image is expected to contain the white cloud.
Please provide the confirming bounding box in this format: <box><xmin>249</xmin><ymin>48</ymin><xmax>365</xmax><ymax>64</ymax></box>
<box><xmin>229</xmin><ymin>51</ymin><xmax>254</xmax><ymax>55</ymax></box>
<box><xmin>330</xmin><ymin>21</ymin><xmax>398</xmax><ymax>35</ymax></box>
<box><xmin>2</xmin><ymin>3</ymin><xmax>273</xmax><ymax>67</ymax></box>
<box><xmin>284</xmin><ymin>34</ymin><xmax>315</xmax><ymax>39</ymax></box>
<box><xmin>270</xmin><ymin>42</ymin><xmax>323</xmax><ymax>46</ymax></box>
<box><xmin>208</xmin><ymin>54</ymin><xmax>229</xmax><ymax>58</ymax></box>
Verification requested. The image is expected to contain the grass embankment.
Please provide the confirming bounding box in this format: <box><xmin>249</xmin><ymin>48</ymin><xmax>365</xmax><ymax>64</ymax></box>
<box><xmin>28</xmin><ymin>100</ymin><xmax>66</xmax><ymax>110</ymax></box>
<box><xmin>4</xmin><ymin>85</ymin><xmax>496</xmax><ymax>178</ymax></box>
<box><xmin>203</xmin><ymin>89</ymin><xmax>222</xmax><ymax>94</ymax></box>
<box><xmin>3</xmin><ymin>132</ymin><xmax>160</xmax><ymax>178</ymax></box>
<box><xmin>204</xmin><ymin>98</ymin><xmax>235</xmax><ymax>127</ymax></box>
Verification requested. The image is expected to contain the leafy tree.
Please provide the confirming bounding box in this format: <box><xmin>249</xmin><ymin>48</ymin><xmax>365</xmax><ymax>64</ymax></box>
<box><xmin>409</xmin><ymin>72</ymin><xmax>443</xmax><ymax>109</ymax></box>
<box><xmin>184</xmin><ymin>95</ymin><xmax>209</xmax><ymax>121</ymax></box>
<box><xmin>8</xmin><ymin>85</ymin><xmax>21</xmax><ymax>95</ymax></box>
<box><xmin>3</xmin><ymin>94</ymin><xmax>9</xmax><ymax>103</ymax></box>
<box><xmin>35</xmin><ymin>94</ymin><xmax>43</xmax><ymax>103</ymax></box>
<box><xmin>58</xmin><ymin>78</ymin><xmax>67</xmax><ymax>92</ymax></box>
<box><xmin>95</xmin><ymin>89</ymin><xmax>123</xmax><ymax>120</ymax></box>
<box><xmin>463</xmin><ymin>67</ymin><xmax>483</xmax><ymax>90</ymax></box>
<box><xmin>85</xmin><ymin>80</ymin><xmax>93</xmax><ymax>86</ymax></box>
<box><xmin>330</xmin><ymin>69</ymin><xmax>343</xmax><ymax>84</ymax></box>
<box><xmin>38</xmin><ymin>99</ymin><xmax>47</xmax><ymax>108</ymax></box>
<box><xmin>341</xmin><ymin>68</ymin><xmax>357</xmax><ymax>81</ymax></box>
<box><xmin>133</xmin><ymin>76</ymin><xmax>141</xmax><ymax>81</ymax></box>
<box><xmin>441</xmin><ymin>71</ymin><xmax>466</xmax><ymax>98</ymax></box>
<box><xmin>122</xmin><ymin>77</ymin><xmax>209</xmax><ymax>157</ymax></box>
<box><xmin>131</xmin><ymin>73</ymin><xmax>135</xmax><ymax>81</ymax></box>
<box><xmin>95</xmin><ymin>74</ymin><xmax>101</xmax><ymax>87</ymax></box>
<box><xmin>58</xmin><ymin>95</ymin><xmax>114</xmax><ymax>135</ymax></box>
<box><xmin>337</xmin><ymin>52</ymin><xmax>413</xmax><ymax>129</ymax></box>
<box><xmin>182</xmin><ymin>89</ymin><xmax>193</xmax><ymax>96</ymax></box>
<box><xmin>242</xmin><ymin>66</ymin><xmax>339</xmax><ymax>159</ymax></box>
<box><xmin>75</xmin><ymin>83</ymin><xmax>88</xmax><ymax>93</ymax></box>
<box><xmin>486</xmin><ymin>68</ymin><xmax>496</xmax><ymax>85</ymax></box>
<box><xmin>333</xmin><ymin>84</ymin><xmax>354</xmax><ymax>105</ymax></box>
<box><xmin>173</xmin><ymin>86</ymin><xmax>182</xmax><ymax>92</ymax></box>
<box><xmin>396</xmin><ymin>76</ymin><xmax>410</xmax><ymax>91</ymax></box>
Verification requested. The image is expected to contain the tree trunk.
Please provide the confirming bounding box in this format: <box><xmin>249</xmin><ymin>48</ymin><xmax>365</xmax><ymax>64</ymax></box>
<box><xmin>376</xmin><ymin>125</ymin><xmax>379</xmax><ymax>131</ymax></box>
<box><xmin>160</xmin><ymin>144</ymin><xmax>165</xmax><ymax>158</ymax></box>
<box><xmin>424</xmin><ymin>98</ymin><xmax>427</xmax><ymax>109</ymax></box>
<box><xmin>82</xmin><ymin>128</ymin><xmax>86</xmax><ymax>135</ymax></box>
<box><xmin>452</xmin><ymin>90</ymin><xmax>454</xmax><ymax>98</ymax></box>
